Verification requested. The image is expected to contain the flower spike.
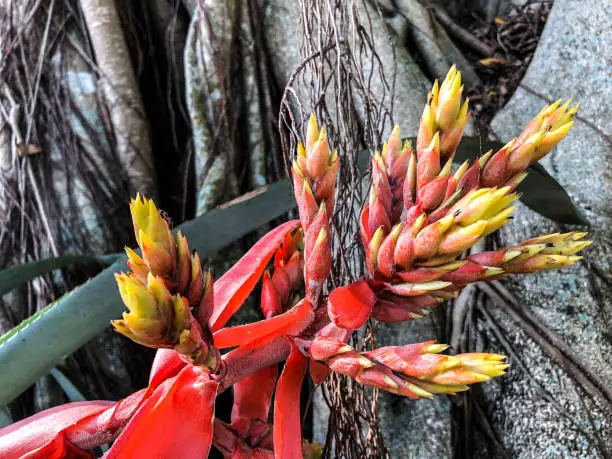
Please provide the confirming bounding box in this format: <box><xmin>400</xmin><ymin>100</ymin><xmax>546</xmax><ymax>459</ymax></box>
<box><xmin>310</xmin><ymin>338</ymin><xmax>507</xmax><ymax>399</ymax></box>
<box><xmin>292</xmin><ymin>114</ymin><xmax>339</xmax><ymax>304</ymax></box>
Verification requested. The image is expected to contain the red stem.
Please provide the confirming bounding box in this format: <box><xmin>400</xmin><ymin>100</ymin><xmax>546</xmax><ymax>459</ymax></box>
<box><xmin>212</xmin><ymin>419</ymin><xmax>239</xmax><ymax>456</ymax></box>
<box><xmin>219</xmin><ymin>336</ymin><xmax>291</xmax><ymax>393</ymax></box>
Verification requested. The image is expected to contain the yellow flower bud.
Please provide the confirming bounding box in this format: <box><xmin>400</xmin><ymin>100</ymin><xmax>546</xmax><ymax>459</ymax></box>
<box><xmin>130</xmin><ymin>194</ymin><xmax>176</xmax><ymax>277</ymax></box>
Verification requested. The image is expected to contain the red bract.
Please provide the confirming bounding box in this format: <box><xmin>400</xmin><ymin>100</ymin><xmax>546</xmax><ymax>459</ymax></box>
<box><xmin>273</xmin><ymin>343</ymin><xmax>308</xmax><ymax>459</ymax></box>
<box><xmin>213</xmin><ymin>299</ymin><xmax>314</xmax><ymax>349</ymax></box>
<box><xmin>1</xmin><ymin>66</ymin><xmax>589</xmax><ymax>458</ymax></box>
<box><xmin>327</xmin><ymin>280</ymin><xmax>376</xmax><ymax>330</ymax></box>
<box><xmin>231</xmin><ymin>365</ymin><xmax>278</xmax><ymax>438</ymax></box>
<box><xmin>209</xmin><ymin>220</ymin><xmax>301</xmax><ymax>332</ymax></box>
<box><xmin>105</xmin><ymin>366</ymin><xmax>217</xmax><ymax>459</ymax></box>
<box><xmin>0</xmin><ymin>402</ymin><xmax>114</xmax><ymax>458</ymax></box>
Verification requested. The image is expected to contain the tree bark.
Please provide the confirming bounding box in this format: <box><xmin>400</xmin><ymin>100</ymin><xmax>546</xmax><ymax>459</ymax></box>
<box><xmin>79</xmin><ymin>0</ymin><xmax>157</xmax><ymax>197</ymax></box>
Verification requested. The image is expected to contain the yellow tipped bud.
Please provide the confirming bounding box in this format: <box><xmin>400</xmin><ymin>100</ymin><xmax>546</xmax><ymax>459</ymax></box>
<box><xmin>315</xmin><ymin>227</ymin><xmax>328</xmax><ymax>246</ymax></box>
<box><xmin>113</xmin><ymin>273</ymin><xmax>174</xmax><ymax>345</ymax></box>
<box><xmin>455</xmin><ymin>188</ymin><xmax>510</xmax><ymax>226</ymax></box>
<box><xmin>437</xmin><ymin>214</ymin><xmax>455</xmax><ymax>233</ymax></box>
<box><xmin>374</xmin><ymin>150</ymin><xmax>386</xmax><ymax>172</ymax></box>
<box><xmin>483</xmin><ymin>267</ymin><xmax>504</xmax><ymax>278</ymax></box>
<box><xmin>540</xmin><ymin>238</ymin><xmax>592</xmax><ymax>256</ymax></box>
<box><xmin>292</xmin><ymin>159</ymin><xmax>304</xmax><ymax>177</ymax></box>
<box><xmin>470</xmin><ymin>373</ymin><xmax>491</xmax><ymax>382</ymax></box>
<box><xmin>390</xmin><ymin>222</ymin><xmax>404</xmax><ymax>242</ymax></box>
<box><xmin>303</xmin><ymin>179</ymin><xmax>314</xmax><ymax>197</ymax></box>
<box><xmin>483</xmin><ymin>206</ymin><xmax>515</xmax><ymax>236</ymax></box>
<box><xmin>306</xmin><ymin>114</ymin><xmax>319</xmax><ymax>152</ymax></box>
<box><xmin>430</xmin><ymin>132</ymin><xmax>441</xmax><ymax>152</ymax></box>
<box><xmin>515</xmin><ymin>100</ymin><xmax>577</xmax><ymax>163</ymax></box>
<box><xmin>436</xmin><ymin>66</ymin><xmax>463</xmax><ymax>130</ymax></box>
<box><xmin>411</xmin><ymin>380</ymin><xmax>470</xmax><ymax>394</ymax></box>
<box><xmin>536</xmin><ymin>121</ymin><xmax>574</xmax><ymax>159</ymax></box>
<box><xmin>439</xmin><ymin>157</ymin><xmax>453</xmax><ymax>177</ymax></box>
<box><xmin>411</xmin><ymin>281</ymin><xmax>453</xmax><ymax>292</ymax></box>
<box><xmin>358</xmin><ymin>356</ymin><xmax>375</xmax><ymax>368</ymax></box>
<box><xmin>478</xmin><ymin>149</ymin><xmax>494</xmax><ymax>168</ymax></box>
<box><xmin>125</xmin><ymin>247</ymin><xmax>149</xmax><ymax>282</ymax></box>
<box><xmin>405</xmin><ymin>381</ymin><xmax>434</xmax><ymax>399</ymax></box>
<box><xmin>130</xmin><ymin>195</ymin><xmax>176</xmax><ymax>277</ymax></box>
<box><xmin>384</xmin><ymin>375</ymin><xmax>399</xmax><ymax>389</ymax></box>
<box><xmin>453</xmin><ymin>160</ymin><xmax>470</xmax><ymax>182</ymax></box>
<box><xmin>438</xmin><ymin>220</ymin><xmax>487</xmax><ymax>255</ymax></box>
<box><xmin>437</xmin><ymin>261</ymin><xmax>468</xmax><ymax>271</ymax></box>
<box><xmin>431</xmin><ymin>79</ymin><xmax>440</xmax><ymax>101</ymax></box>
<box><xmin>503</xmin><ymin>250</ymin><xmax>523</xmax><ymax>262</ymax></box>
<box><xmin>368</xmin><ymin>226</ymin><xmax>385</xmax><ymax>271</ymax></box>
<box><xmin>457</xmin><ymin>353</ymin><xmax>508</xmax><ymax>377</ymax></box>
<box><xmin>458</xmin><ymin>98</ymin><xmax>469</xmax><ymax>123</ymax></box>
<box><xmin>520</xmin><ymin>244</ymin><xmax>548</xmax><ymax>258</ymax></box>
<box><xmin>130</xmin><ymin>195</ymin><xmax>173</xmax><ymax>251</ymax></box>
<box><xmin>330</xmin><ymin>148</ymin><xmax>339</xmax><ymax>165</ymax></box>
<box><xmin>337</xmin><ymin>345</ymin><xmax>354</xmax><ymax>354</ymax></box>
<box><xmin>508</xmin><ymin>171</ymin><xmax>528</xmax><ymax>188</ymax></box>
<box><xmin>297</xmin><ymin>141</ymin><xmax>306</xmax><ymax>158</ymax></box>
<box><xmin>318</xmin><ymin>126</ymin><xmax>327</xmax><ymax>142</ymax></box>
<box><xmin>422</xmin><ymin>343</ymin><xmax>449</xmax><ymax>354</ymax></box>
<box><xmin>411</xmin><ymin>214</ymin><xmax>426</xmax><ymax>236</ymax></box>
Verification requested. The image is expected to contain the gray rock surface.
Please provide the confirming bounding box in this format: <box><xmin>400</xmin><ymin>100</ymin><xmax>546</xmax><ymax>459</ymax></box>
<box><xmin>483</xmin><ymin>0</ymin><xmax>612</xmax><ymax>456</ymax></box>
<box><xmin>376</xmin><ymin>320</ymin><xmax>452</xmax><ymax>458</ymax></box>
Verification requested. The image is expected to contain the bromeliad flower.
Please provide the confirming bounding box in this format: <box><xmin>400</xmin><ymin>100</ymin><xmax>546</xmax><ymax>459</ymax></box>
<box><xmin>0</xmin><ymin>65</ymin><xmax>589</xmax><ymax>458</ymax></box>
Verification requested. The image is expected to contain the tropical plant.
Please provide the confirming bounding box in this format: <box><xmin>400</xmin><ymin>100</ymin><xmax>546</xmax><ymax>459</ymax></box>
<box><xmin>0</xmin><ymin>67</ymin><xmax>588</xmax><ymax>458</ymax></box>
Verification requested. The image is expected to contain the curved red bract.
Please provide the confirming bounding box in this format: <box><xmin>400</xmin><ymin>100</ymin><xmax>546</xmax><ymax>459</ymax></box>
<box><xmin>273</xmin><ymin>342</ymin><xmax>307</xmax><ymax>459</ymax></box>
<box><xmin>213</xmin><ymin>300</ymin><xmax>314</xmax><ymax>349</ymax></box>
<box><xmin>0</xmin><ymin>402</ymin><xmax>113</xmax><ymax>458</ymax></box>
<box><xmin>231</xmin><ymin>365</ymin><xmax>278</xmax><ymax>438</ymax></box>
<box><xmin>209</xmin><ymin>220</ymin><xmax>301</xmax><ymax>332</ymax></box>
<box><xmin>105</xmin><ymin>365</ymin><xmax>218</xmax><ymax>459</ymax></box>
<box><xmin>327</xmin><ymin>280</ymin><xmax>376</xmax><ymax>330</ymax></box>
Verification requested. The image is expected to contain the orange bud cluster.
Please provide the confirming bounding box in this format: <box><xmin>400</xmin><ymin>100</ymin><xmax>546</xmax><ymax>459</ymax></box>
<box><xmin>370</xmin><ymin>231</ymin><xmax>589</xmax><ymax>324</ymax></box>
<box><xmin>292</xmin><ymin>115</ymin><xmax>339</xmax><ymax>304</ymax></box>
<box><xmin>366</xmin><ymin>128</ymin><xmax>413</xmax><ymax>239</ymax></box>
<box><xmin>310</xmin><ymin>338</ymin><xmax>507</xmax><ymax>398</ymax></box>
<box><xmin>368</xmin><ymin>186</ymin><xmax>516</xmax><ymax>278</ymax></box>
<box><xmin>261</xmin><ymin>230</ymin><xmax>305</xmax><ymax>318</ymax></box>
<box><xmin>469</xmin><ymin>232</ymin><xmax>589</xmax><ymax>274</ymax></box>
<box><xmin>417</xmin><ymin>65</ymin><xmax>470</xmax><ymax>166</ymax></box>
<box><xmin>292</xmin><ymin>114</ymin><xmax>339</xmax><ymax>227</ymax></box>
<box><xmin>112</xmin><ymin>273</ymin><xmax>214</xmax><ymax>367</ymax></box>
<box><xmin>481</xmin><ymin>100</ymin><xmax>577</xmax><ymax>188</ymax></box>
<box><xmin>129</xmin><ymin>194</ymin><xmax>176</xmax><ymax>277</ymax></box>
<box><xmin>115</xmin><ymin>195</ymin><xmax>218</xmax><ymax>369</ymax></box>
<box><xmin>357</xmin><ymin>66</ymin><xmax>589</xmax><ymax>328</ymax></box>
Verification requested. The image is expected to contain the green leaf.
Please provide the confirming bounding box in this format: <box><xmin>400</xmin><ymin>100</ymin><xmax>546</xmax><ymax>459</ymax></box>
<box><xmin>516</xmin><ymin>163</ymin><xmax>589</xmax><ymax>226</ymax></box>
<box><xmin>50</xmin><ymin>367</ymin><xmax>87</xmax><ymax>402</ymax></box>
<box><xmin>0</xmin><ymin>180</ymin><xmax>296</xmax><ymax>407</ymax></box>
<box><xmin>0</xmin><ymin>254</ymin><xmax>121</xmax><ymax>298</ymax></box>
<box><xmin>0</xmin><ymin>406</ymin><xmax>12</xmax><ymax>429</ymax></box>
<box><xmin>450</xmin><ymin>137</ymin><xmax>505</xmax><ymax>163</ymax></box>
